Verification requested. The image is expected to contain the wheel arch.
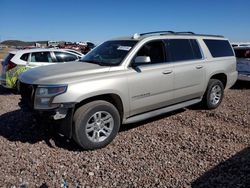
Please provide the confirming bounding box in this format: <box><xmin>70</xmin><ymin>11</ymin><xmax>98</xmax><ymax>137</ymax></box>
<box><xmin>209</xmin><ymin>73</ymin><xmax>227</xmax><ymax>88</ymax></box>
<box><xmin>74</xmin><ymin>93</ymin><xmax>124</xmax><ymax>120</ymax></box>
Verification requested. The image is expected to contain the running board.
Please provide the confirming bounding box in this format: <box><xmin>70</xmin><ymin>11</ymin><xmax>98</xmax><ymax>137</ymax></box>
<box><xmin>124</xmin><ymin>98</ymin><xmax>202</xmax><ymax>124</ymax></box>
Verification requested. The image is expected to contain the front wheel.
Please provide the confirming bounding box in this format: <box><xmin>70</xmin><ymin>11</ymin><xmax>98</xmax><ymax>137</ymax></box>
<box><xmin>202</xmin><ymin>79</ymin><xmax>224</xmax><ymax>109</ymax></box>
<box><xmin>73</xmin><ymin>100</ymin><xmax>120</xmax><ymax>150</ymax></box>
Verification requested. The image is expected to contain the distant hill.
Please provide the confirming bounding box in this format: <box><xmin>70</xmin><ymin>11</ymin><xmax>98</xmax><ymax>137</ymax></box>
<box><xmin>0</xmin><ymin>40</ymin><xmax>48</xmax><ymax>47</ymax></box>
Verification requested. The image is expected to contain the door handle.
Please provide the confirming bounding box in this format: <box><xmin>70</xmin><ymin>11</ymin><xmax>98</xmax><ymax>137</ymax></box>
<box><xmin>196</xmin><ymin>65</ymin><xmax>203</xmax><ymax>69</ymax></box>
<box><xmin>162</xmin><ymin>70</ymin><xmax>173</xmax><ymax>74</ymax></box>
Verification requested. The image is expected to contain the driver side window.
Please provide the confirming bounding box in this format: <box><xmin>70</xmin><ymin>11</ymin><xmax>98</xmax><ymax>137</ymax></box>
<box><xmin>134</xmin><ymin>40</ymin><xmax>166</xmax><ymax>65</ymax></box>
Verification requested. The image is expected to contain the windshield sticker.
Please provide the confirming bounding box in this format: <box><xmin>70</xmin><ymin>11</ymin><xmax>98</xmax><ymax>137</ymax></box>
<box><xmin>117</xmin><ymin>46</ymin><xmax>132</xmax><ymax>51</ymax></box>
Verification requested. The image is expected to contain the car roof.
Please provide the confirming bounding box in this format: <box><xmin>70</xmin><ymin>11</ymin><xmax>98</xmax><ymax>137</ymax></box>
<box><xmin>9</xmin><ymin>48</ymin><xmax>75</xmax><ymax>54</ymax></box>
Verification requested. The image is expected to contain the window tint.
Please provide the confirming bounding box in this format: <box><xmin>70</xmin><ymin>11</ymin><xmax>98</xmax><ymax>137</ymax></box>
<box><xmin>30</xmin><ymin>52</ymin><xmax>54</xmax><ymax>62</ymax></box>
<box><xmin>135</xmin><ymin>41</ymin><xmax>165</xmax><ymax>64</ymax></box>
<box><xmin>234</xmin><ymin>49</ymin><xmax>250</xmax><ymax>58</ymax></box>
<box><xmin>165</xmin><ymin>39</ymin><xmax>201</xmax><ymax>62</ymax></box>
<box><xmin>54</xmin><ymin>52</ymin><xmax>78</xmax><ymax>62</ymax></box>
<box><xmin>190</xmin><ymin>39</ymin><xmax>202</xmax><ymax>59</ymax></box>
<box><xmin>20</xmin><ymin>53</ymin><xmax>29</xmax><ymax>61</ymax></box>
<box><xmin>203</xmin><ymin>39</ymin><xmax>234</xmax><ymax>57</ymax></box>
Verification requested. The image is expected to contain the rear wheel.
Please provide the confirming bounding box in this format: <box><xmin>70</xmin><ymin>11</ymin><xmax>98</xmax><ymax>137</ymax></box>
<box><xmin>202</xmin><ymin>79</ymin><xmax>224</xmax><ymax>109</ymax></box>
<box><xmin>73</xmin><ymin>100</ymin><xmax>120</xmax><ymax>150</ymax></box>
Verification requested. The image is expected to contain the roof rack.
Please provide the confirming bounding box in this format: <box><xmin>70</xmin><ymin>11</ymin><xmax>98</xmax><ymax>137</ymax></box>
<box><xmin>132</xmin><ymin>31</ymin><xmax>224</xmax><ymax>39</ymax></box>
<box><xmin>175</xmin><ymin>31</ymin><xmax>195</xmax><ymax>34</ymax></box>
<box><xmin>140</xmin><ymin>31</ymin><xmax>175</xmax><ymax>36</ymax></box>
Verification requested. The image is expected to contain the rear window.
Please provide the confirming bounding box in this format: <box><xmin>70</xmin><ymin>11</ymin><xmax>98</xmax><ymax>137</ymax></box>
<box><xmin>20</xmin><ymin>53</ymin><xmax>29</xmax><ymax>61</ymax></box>
<box><xmin>203</xmin><ymin>39</ymin><xmax>234</xmax><ymax>57</ymax></box>
<box><xmin>234</xmin><ymin>49</ymin><xmax>250</xmax><ymax>58</ymax></box>
<box><xmin>164</xmin><ymin>39</ymin><xmax>202</xmax><ymax>62</ymax></box>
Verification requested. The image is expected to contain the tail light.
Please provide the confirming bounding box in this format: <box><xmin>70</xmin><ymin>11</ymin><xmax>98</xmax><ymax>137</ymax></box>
<box><xmin>6</xmin><ymin>61</ymin><xmax>17</xmax><ymax>71</ymax></box>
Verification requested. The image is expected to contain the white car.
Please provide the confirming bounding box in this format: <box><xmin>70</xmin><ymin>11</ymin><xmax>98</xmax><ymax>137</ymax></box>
<box><xmin>64</xmin><ymin>49</ymin><xmax>84</xmax><ymax>57</ymax></box>
<box><xmin>0</xmin><ymin>48</ymin><xmax>83</xmax><ymax>89</ymax></box>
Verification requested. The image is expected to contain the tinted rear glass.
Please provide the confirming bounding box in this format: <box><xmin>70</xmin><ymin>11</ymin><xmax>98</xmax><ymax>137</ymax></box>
<box><xmin>164</xmin><ymin>39</ymin><xmax>202</xmax><ymax>62</ymax></box>
<box><xmin>203</xmin><ymin>39</ymin><xmax>234</xmax><ymax>57</ymax></box>
<box><xmin>190</xmin><ymin>39</ymin><xmax>202</xmax><ymax>59</ymax></box>
<box><xmin>20</xmin><ymin>53</ymin><xmax>29</xmax><ymax>61</ymax></box>
<box><xmin>234</xmin><ymin>49</ymin><xmax>250</xmax><ymax>58</ymax></box>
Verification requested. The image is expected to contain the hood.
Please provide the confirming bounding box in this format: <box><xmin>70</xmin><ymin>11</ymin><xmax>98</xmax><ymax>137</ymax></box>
<box><xmin>19</xmin><ymin>62</ymin><xmax>110</xmax><ymax>85</ymax></box>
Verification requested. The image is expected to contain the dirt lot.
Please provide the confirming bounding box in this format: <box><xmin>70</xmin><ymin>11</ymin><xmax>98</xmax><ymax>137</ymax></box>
<box><xmin>0</xmin><ymin>82</ymin><xmax>249</xmax><ymax>187</ymax></box>
<box><xmin>0</xmin><ymin>47</ymin><xmax>11</xmax><ymax>60</ymax></box>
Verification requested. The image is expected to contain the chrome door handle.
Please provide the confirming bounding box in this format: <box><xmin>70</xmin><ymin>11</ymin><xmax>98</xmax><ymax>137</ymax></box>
<box><xmin>162</xmin><ymin>70</ymin><xmax>173</xmax><ymax>74</ymax></box>
<box><xmin>196</xmin><ymin>65</ymin><xmax>203</xmax><ymax>69</ymax></box>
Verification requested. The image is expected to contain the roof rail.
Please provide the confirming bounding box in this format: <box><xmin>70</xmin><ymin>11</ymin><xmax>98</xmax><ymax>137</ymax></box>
<box><xmin>132</xmin><ymin>31</ymin><xmax>224</xmax><ymax>39</ymax></box>
<box><xmin>139</xmin><ymin>31</ymin><xmax>175</xmax><ymax>36</ymax></box>
<box><xmin>175</xmin><ymin>31</ymin><xmax>195</xmax><ymax>35</ymax></box>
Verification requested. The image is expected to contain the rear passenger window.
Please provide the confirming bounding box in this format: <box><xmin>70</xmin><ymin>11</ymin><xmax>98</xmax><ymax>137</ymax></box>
<box><xmin>31</xmin><ymin>52</ymin><xmax>54</xmax><ymax>62</ymax></box>
<box><xmin>190</xmin><ymin>39</ymin><xmax>202</xmax><ymax>59</ymax></box>
<box><xmin>54</xmin><ymin>52</ymin><xmax>78</xmax><ymax>62</ymax></box>
<box><xmin>20</xmin><ymin>53</ymin><xmax>29</xmax><ymax>61</ymax></box>
<box><xmin>164</xmin><ymin>39</ymin><xmax>202</xmax><ymax>62</ymax></box>
<box><xmin>203</xmin><ymin>39</ymin><xmax>234</xmax><ymax>57</ymax></box>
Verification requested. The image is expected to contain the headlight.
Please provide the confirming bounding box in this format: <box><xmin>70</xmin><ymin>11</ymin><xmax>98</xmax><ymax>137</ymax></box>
<box><xmin>34</xmin><ymin>85</ymin><xmax>67</xmax><ymax>109</ymax></box>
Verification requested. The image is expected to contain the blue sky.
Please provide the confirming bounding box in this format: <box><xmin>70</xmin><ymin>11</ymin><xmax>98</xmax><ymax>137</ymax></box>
<box><xmin>1</xmin><ymin>0</ymin><xmax>249</xmax><ymax>43</ymax></box>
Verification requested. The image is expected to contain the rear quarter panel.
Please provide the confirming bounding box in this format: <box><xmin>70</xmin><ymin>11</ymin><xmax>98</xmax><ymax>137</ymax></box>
<box><xmin>198</xmin><ymin>38</ymin><xmax>237</xmax><ymax>90</ymax></box>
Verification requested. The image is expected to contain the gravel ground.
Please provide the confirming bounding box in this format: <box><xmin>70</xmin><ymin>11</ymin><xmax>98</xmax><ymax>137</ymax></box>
<box><xmin>0</xmin><ymin>81</ymin><xmax>249</xmax><ymax>188</ymax></box>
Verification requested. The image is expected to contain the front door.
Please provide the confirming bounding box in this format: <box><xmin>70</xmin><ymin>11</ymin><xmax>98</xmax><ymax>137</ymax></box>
<box><xmin>128</xmin><ymin>40</ymin><xmax>174</xmax><ymax>116</ymax></box>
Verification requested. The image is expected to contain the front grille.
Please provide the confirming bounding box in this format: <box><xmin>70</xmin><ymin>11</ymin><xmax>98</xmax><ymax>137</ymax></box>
<box><xmin>20</xmin><ymin>82</ymin><xmax>37</xmax><ymax>109</ymax></box>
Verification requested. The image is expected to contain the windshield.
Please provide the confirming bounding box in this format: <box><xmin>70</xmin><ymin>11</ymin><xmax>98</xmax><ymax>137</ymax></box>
<box><xmin>80</xmin><ymin>40</ymin><xmax>137</xmax><ymax>66</ymax></box>
<box><xmin>234</xmin><ymin>49</ymin><xmax>250</xmax><ymax>58</ymax></box>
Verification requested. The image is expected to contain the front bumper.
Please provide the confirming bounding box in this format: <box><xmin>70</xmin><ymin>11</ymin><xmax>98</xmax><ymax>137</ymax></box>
<box><xmin>19</xmin><ymin>99</ymin><xmax>75</xmax><ymax>138</ymax></box>
<box><xmin>238</xmin><ymin>73</ymin><xmax>250</xmax><ymax>81</ymax></box>
<box><xmin>19</xmin><ymin>82</ymin><xmax>75</xmax><ymax>138</ymax></box>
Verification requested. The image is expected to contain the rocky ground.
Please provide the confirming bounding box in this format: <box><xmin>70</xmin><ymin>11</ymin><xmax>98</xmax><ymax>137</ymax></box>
<box><xmin>0</xmin><ymin>81</ymin><xmax>249</xmax><ymax>188</ymax></box>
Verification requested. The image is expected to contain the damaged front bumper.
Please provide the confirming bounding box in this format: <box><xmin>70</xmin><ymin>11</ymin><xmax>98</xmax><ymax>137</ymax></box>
<box><xmin>19</xmin><ymin>100</ymin><xmax>76</xmax><ymax>138</ymax></box>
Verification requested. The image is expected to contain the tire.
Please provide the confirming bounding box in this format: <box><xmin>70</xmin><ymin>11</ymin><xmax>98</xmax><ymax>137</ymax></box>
<box><xmin>73</xmin><ymin>100</ymin><xmax>120</xmax><ymax>150</ymax></box>
<box><xmin>202</xmin><ymin>79</ymin><xmax>224</xmax><ymax>109</ymax></box>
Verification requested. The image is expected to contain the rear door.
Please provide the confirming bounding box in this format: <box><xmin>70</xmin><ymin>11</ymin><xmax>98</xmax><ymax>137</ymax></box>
<box><xmin>164</xmin><ymin>39</ymin><xmax>205</xmax><ymax>103</ymax></box>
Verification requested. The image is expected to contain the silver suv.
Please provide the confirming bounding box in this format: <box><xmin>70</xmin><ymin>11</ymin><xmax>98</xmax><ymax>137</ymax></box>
<box><xmin>19</xmin><ymin>31</ymin><xmax>238</xmax><ymax>150</ymax></box>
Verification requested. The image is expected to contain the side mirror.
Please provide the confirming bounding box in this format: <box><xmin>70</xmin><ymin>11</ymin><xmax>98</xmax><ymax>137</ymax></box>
<box><xmin>134</xmin><ymin>56</ymin><xmax>151</xmax><ymax>64</ymax></box>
